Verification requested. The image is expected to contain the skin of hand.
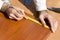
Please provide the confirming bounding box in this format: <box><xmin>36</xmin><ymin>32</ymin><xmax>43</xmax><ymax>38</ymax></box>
<box><xmin>39</xmin><ymin>10</ymin><xmax>58</xmax><ymax>32</ymax></box>
<box><xmin>6</xmin><ymin>6</ymin><xmax>25</xmax><ymax>20</ymax></box>
<box><xmin>1</xmin><ymin>2</ymin><xmax>58</xmax><ymax>32</ymax></box>
<box><xmin>1</xmin><ymin>3</ymin><xmax>25</xmax><ymax>20</ymax></box>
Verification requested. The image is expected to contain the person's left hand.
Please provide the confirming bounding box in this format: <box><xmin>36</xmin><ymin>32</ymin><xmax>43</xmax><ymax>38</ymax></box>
<box><xmin>5</xmin><ymin>6</ymin><xmax>25</xmax><ymax>20</ymax></box>
<box><xmin>39</xmin><ymin>10</ymin><xmax>58</xmax><ymax>32</ymax></box>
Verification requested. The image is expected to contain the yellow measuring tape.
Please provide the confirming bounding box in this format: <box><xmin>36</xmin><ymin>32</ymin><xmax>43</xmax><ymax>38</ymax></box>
<box><xmin>25</xmin><ymin>16</ymin><xmax>50</xmax><ymax>29</ymax></box>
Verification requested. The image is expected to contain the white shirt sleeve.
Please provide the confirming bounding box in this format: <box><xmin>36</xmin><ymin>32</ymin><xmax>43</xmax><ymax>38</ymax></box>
<box><xmin>0</xmin><ymin>0</ymin><xmax>10</xmax><ymax>10</ymax></box>
<box><xmin>0</xmin><ymin>0</ymin><xmax>4</xmax><ymax>10</ymax></box>
<box><xmin>33</xmin><ymin>0</ymin><xmax>47</xmax><ymax>11</ymax></box>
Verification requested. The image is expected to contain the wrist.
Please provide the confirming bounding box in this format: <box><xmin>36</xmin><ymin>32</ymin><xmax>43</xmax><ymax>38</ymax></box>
<box><xmin>1</xmin><ymin>3</ymin><xmax>8</xmax><ymax>12</ymax></box>
<box><xmin>1</xmin><ymin>2</ymin><xmax>11</xmax><ymax>12</ymax></box>
<box><xmin>5</xmin><ymin>6</ymin><xmax>14</xmax><ymax>14</ymax></box>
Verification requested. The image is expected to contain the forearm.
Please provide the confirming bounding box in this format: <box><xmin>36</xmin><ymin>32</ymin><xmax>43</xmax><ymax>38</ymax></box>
<box><xmin>33</xmin><ymin>0</ymin><xmax>47</xmax><ymax>11</ymax></box>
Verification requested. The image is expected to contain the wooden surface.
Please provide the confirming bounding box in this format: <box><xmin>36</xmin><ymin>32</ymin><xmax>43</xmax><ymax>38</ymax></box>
<box><xmin>0</xmin><ymin>13</ymin><xmax>50</xmax><ymax>40</ymax></box>
<box><xmin>0</xmin><ymin>0</ymin><xmax>51</xmax><ymax>40</ymax></box>
<box><xmin>47</xmin><ymin>0</ymin><xmax>60</xmax><ymax>40</ymax></box>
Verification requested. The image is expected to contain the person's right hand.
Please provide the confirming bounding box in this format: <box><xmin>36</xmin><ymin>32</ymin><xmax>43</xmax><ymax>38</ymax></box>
<box><xmin>39</xmin><ymin>11</ymin><xmax>58</xmax><ymax>32</ymax></box>
<box><xmin>5</xmin><ymin>6</ymin><xmax>25</xmax><ymax>20</ymax></box>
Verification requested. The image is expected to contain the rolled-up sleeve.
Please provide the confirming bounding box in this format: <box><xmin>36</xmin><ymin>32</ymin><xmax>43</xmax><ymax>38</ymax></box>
<box><xmin>0</xmin><ymin>0</ymin><xmax>10</xmax><ymax>10</ymax></box>
<box><xmin>33</xmin><ymin>0</ymin><xmax>47</xmax><ymax>11</ymax></box>
<box><xmin>0</xmin><ymin>0</ymin><xmax>4</xmax><ymax>10</ymax></box>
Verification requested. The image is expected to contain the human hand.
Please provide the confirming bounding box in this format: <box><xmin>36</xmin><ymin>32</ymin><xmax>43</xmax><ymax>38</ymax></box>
<box><xmin>39</xmin><ymin>10</ymin><xmax>58</xmax><ymax>32</ymax></box>
<box><xmin>5</xmin><ymin>6</ymin><xmax>25</xmax><ymax>20</ymax></box>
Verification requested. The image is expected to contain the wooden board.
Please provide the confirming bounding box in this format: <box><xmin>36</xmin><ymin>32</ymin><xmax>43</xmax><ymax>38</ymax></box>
<box><xmin>47</xmin><ymin>0</ymin><xmax>60</xmax><ymax>40</ymax></box>
<box><xmin>0</xmin><ymin>0</ymin><xmax>51</xmax><ymax>40</ymax></box>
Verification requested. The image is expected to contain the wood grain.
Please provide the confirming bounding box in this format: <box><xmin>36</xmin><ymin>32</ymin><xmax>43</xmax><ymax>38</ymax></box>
<box><xmin>0</xmin><ymin>0</ymin><xmax>51</xmax><ymax>40</ymax></box>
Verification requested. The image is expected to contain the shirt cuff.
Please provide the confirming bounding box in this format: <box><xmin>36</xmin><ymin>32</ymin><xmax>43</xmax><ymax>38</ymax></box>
<box><xmin>34</xmin><ymin>0</ymin><xmax>47</xmax><ymax>11</ymax></box>
<box><xmin>0</xmin><ymin>0</ymin><xmax>4</xmax><ymax>10</ymax></box>
<box><xmin>4</xmin><ymin>0</ymin><xmax>11</xmax><ymax>5</ymax></box>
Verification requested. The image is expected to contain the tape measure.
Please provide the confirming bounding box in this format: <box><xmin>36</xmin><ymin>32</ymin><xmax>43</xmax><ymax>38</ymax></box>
<box><xmin>25</xmin><ymin>16</ymin><xmax>50</xmax><ymax>29</ymax></box>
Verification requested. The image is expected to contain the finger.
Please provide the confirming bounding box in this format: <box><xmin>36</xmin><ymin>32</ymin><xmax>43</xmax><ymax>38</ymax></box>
<box><xmin>14</xmin><ymin>9</ymin><xmax>25</xmax><ymax>18</ymax></box>
<box><xmin>10</xmin><ymin>13</ymin><xmax>23</xmax><ymax>20</ymax></box>
<box><xmin>11</xmin><ymin>9</ymin><xmax>22</xmax><ymax>18</ymax></box>
<box><xmin>39</xmin><ymin>16</ymin><xmax>46</xmax><ymax>26</ymax></box>
<box><xmin>47</xmin><ymin>16</ymin><xmax>56</xmax><ymax>32</ymax></box>
<box><xmin>20</xmin><ymin>10</ymin><xmax>25</xmax><ymax>17</ymax></box>
<box><xmin>47</xmin><ymin>17</ymin><xmax>53</xmax><ymax>32</ymax></box>
<box><xmin>10</xmin><ymin>13</ymin><xmax>20</xmax><ymax>20</ymax></box>
<box><xmin>14</xmin><ymin>7</ymin><xmax>25</xmax><ymax>17</ymax></box>
<box><xmin>9</xmin><ymin>16</ymin><xmax>14</xmax><ymax>19</ymax></box>
<box><xmin>14</xmin><ymin>12</ymin><xmax>24</xmax><ymax>19</ymax></box>
<box><xmin>16</xmin><ymin>9</ymin><xmax>25</xmax><ymax>17</ymax></box>
<box><xmin>52</xmin><ymin>18</ymin><xmax>58</xmax><ymax>32</ymax></box>
<box><xmin>19</xmin><ymin>10</ymin><xmax>25</xmax><ymax>17</ymax></box>
<box><xmin>19</xmin><ymin>9</ymin><xmax>24</xmax><ymax>15</ymax></box>
<box><xmin>14</xmin><ymin>12</ymin><xmax>23</xmax><ymax>18</ymax></box>
<box><xmin>12</xmin><ymin>6</ymin><xmax>25</xmax><ymax>18</ymax></box>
